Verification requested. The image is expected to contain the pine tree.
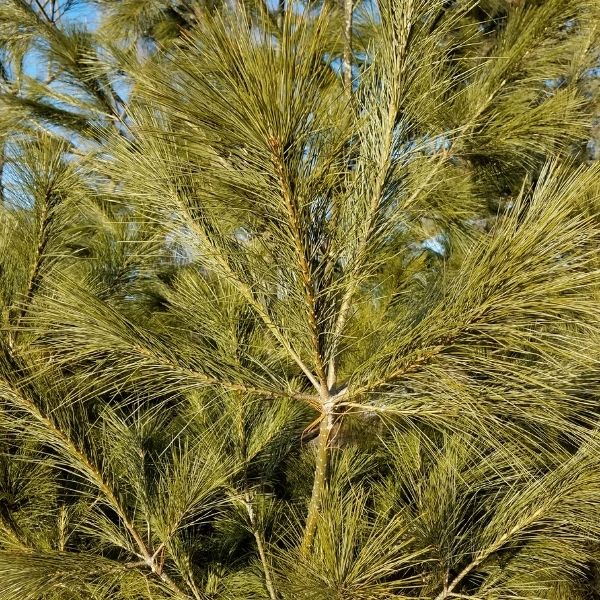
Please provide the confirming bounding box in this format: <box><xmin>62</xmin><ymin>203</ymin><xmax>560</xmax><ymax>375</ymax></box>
<box><xmin>2</xmin><ymin>1</ymin><xmax>600</xmax><ymax>599</ymax></box>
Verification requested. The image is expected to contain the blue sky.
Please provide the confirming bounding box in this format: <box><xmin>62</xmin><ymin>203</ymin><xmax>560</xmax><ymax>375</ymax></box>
<box><xmin>62</xmin><ymin>1</ymin><xmax>100</xmax><ymax>29</ymax></box>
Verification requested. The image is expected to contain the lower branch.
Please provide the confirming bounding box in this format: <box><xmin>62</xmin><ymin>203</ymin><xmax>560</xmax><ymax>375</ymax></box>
<box><xmin>244</xmin><ymin>493</ymin><xmax>278</xmax><ymax>600</ymax></box>
<box><xmin>0</xmin><ymin>368</ymin><xmax>192</xmax><ymax>600</ymax></box>
<box><xmin>434</xmin><ymin>507</ymin><xmax>544</xmax><ymax>600</ymax></box>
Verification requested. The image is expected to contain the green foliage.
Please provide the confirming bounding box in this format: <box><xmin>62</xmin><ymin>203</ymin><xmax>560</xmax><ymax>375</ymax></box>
<box><xmin>2</xmin><ymin>0</ymin><xmax>600</xmax><ymax>599</ymax></box>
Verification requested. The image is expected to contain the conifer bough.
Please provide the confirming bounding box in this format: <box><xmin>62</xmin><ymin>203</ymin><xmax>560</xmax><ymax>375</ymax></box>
<box><xmin>1</xmin><ymin>0</ymin><xmax>600</xmax><ymax>598</ymax></box>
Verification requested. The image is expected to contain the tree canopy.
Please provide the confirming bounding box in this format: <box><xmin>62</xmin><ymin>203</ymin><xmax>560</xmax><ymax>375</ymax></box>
<box><xmin>1</xmin><ymin>0</ymin><xmax>600</xmax><ymax>598</ymax></box>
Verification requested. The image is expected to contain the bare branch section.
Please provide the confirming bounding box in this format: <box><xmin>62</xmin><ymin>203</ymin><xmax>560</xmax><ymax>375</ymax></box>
<box><xmin>301</xmin><ymin>385</ymin><xmax>348</xmax><ymax>552</ymax></box>
<box><xmin>300</xmin><ymin>403</ymin><xmax>334</xmax><ymax>554</ymax></box>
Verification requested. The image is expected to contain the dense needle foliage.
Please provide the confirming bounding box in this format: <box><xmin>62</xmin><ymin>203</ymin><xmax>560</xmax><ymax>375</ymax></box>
<box><xmin>2</xmin><ymin>0</ymin><xmax>600</xmax><ymax>598</ymax></box>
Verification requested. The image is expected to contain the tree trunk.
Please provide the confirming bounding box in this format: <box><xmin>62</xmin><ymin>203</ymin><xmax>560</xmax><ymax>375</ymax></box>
<box><xmin>301</xmin><ymin>407</ymin><xmax>334</xmax><ymax>554</ymax></box>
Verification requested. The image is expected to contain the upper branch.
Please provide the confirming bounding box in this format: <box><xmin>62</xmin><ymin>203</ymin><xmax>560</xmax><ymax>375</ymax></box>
<box><xmin>268</xmin><ymin>135</ymin><xmax>327</xmax><ymax>391</ymax></box>
<box><xmin>169</xmin><ymin>191</ymin><xmax>321</xmax><ymax>392</ymax></box>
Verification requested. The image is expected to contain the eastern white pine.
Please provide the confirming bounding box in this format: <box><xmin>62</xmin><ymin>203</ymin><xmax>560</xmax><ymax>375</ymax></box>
<box><xmin>1</xmin><ymin>1</ymin><xmax>600</xmax><ymax>599</ymax></box>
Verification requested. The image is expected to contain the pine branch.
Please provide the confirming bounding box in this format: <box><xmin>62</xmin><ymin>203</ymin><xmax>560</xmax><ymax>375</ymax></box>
<box><xmin>10</xmin><ymin>185</ymin><xmax>54</xmax><ymax>344</ymax></box>
<box><xmin>131</xmin><ymin>341</ymin><xmax>319</xmax><ymax>406</ymax></box>
<box><xmin>434</xmin><ymin>507</ymin><xmax>545</xmax><ymax>600</ymax></box>
<box><xmin>326</xmin><ymin>0</ymin><xmax>417</xmax><ymax>388</ymax></box>
<box><xmin>348</xmin><ymin>338</ymin><xmax>452</xmax><ymax>400</ymax></box>
<box><xmin>268</xmin><ymin>135</ymin><xmax>327</xmax><ymax>389</ymax></box>
<box><xmin>0</xmin><ymin>363</ymin><xmax>193</xmax><ymax>599</ymax></box>
<box><xmin>164</xmin><ymin>186</ymin><xmax>321</xmax><ymax>392</ymax></box>
<box><xmin>0</xmin><ymin>511</ymin><xmax>29</xmax><ymax>551</ymax></box>
<box><xmin>344</xmin><ymin>161</ymin><xmax>600</xmax><ymax>407</ymax></box>
<box><xmin>242</xmin><ymin>492</ymin><xmax>278</xmax><ymax>600</ymax></box>
<box><xmin>328</xmin><ymin>152</ymin><xmax>448</xmax><ymax>390</ymax></box>
<box><xmin>29</xmin><ymin>284</ymin><xmax>321</xmax><ymax>408</ymax></box>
